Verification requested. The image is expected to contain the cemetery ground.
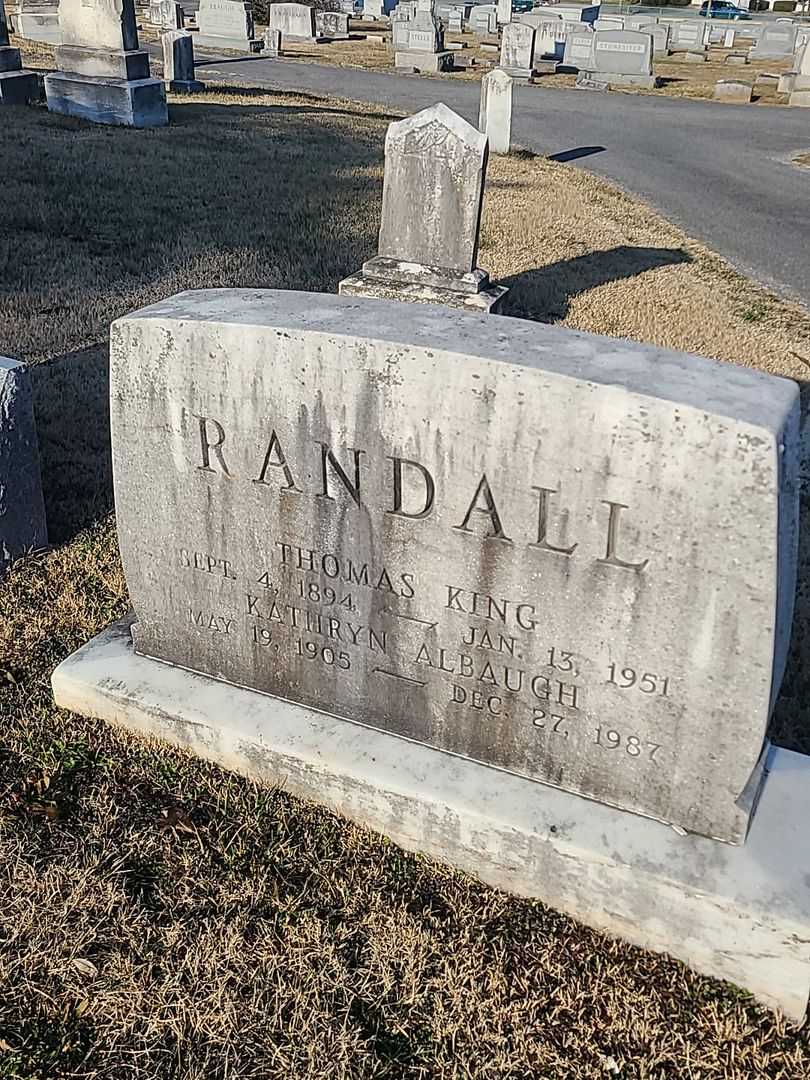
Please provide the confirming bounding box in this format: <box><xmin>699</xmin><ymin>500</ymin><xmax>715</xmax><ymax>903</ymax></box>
<box><xmin>4</xmin><ymin>81</ymin><xmax>810</xmax><ymax>1078</ymax></box>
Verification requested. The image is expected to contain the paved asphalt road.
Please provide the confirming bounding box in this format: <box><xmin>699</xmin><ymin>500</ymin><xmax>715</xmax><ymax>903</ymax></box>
<box><xmin>193</xmin><ymin>54</ymin><xmax>810</xmax><ymax>306</ymax></box>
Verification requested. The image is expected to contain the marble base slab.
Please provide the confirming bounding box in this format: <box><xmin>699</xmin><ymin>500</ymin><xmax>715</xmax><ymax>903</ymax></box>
<box><xmin>338</xmin><ymin>271</ymin><xmax>507</xmax><ymax>312</ymax></box>
<box><xmin>44</xmin><ymin>72</ymin><xmax>169</xmax><ymax>127</ymax></box>
<box><xmin>52</xmin><ymin>618</ymin><xmax>810</xmax><ymax>1023</ymax></box>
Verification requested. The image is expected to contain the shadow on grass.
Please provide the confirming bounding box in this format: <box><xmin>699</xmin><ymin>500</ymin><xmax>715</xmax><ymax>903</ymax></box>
<box><xmin>500</xmin><ymin>244</ymin><xmax>692</xmax><ymax>323</ymax></box>
<box><xmin>3</xmin><ymin>96</ymin><xmax>389</xmax><ymax>540</ymax></box>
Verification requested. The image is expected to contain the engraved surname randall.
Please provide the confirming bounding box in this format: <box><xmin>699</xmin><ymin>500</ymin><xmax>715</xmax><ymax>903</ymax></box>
<box><xmin>191</xmin><ymin>414</ymin><xmax>652</xmax><ymax>570</ymax></box>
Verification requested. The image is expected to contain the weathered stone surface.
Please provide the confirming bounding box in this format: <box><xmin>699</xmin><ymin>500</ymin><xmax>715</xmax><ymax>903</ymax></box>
<box><xmin>468</xmin><ymin>3</ymin><xmax>495</xmax><ymax>34</ymax></box>
<box><xmin>562</xmin><ymin>25</ymin><xmax>593</xmax><ymax>69</ymax></box>
<box><xmin>13</xmin><ymin>0</ymin><xmax>60</xmax><ymax>44</ymax></box>
<box><xmin>108</xmin><ymin>287</ymin><xmax>798</xmax><ymax>844</ymax></box>
<box><xmin>267</xmin><ymin>1</ymin><xmax>315</xmax><ymax>40</ymax></box>
<box><xmin>0</xmin><ymin>66</ymin><xmax>39</xmax><ymax>101</ymax></box>
<box><xmin>751</xmin><ymin>21</ymin><xmax>797</xmax><ymax>60</ymax></box>
<box><xmin>583</xmin><ymin>28</ymin><xmax>655</xmax><ymax>88</ymax></box>
<box><xmin>195</xmin><ymin>0</ymin><xmax>260</xmax><ymax>50</ymax></box>
<box><xmin>499</xmin><ymin>20</ymin><xmax>534</xmax><ymax>79</ymax></box>
<box><xmin>725</xmin><ymin>52</ymin><xmax>749</xmax><ymax>66</ymax></box>
<box><xmin>789</xmin><ymin>87</ymin><xmax>810</xmax><ymax>106</ymax></box>
<box><xmin>533</xmin><ymin>19</ymin><xmax>565</xmax><ymax>63</ymax></box>
<box><xmin>0</xmin><ymin>358</ymin><xmax>47</xmax><ymax>575</ymax></box>
<box><xmin>364</xmin><ymin>0</ymin><xmax>384</xmax><ymax>19</ymax></box>
<box><xmin>59</xmin><ymin>0</ymin><xmax>138</xmax><ymax>50</ymax></box>
<box><xmin>340</xmin><ymin>103</ymin><xmax>504</xmax><ymax>309</ymax></box>
<box><xmin>683</xmin><ymin>49</ymin><xmax>707</xmax><ymax>63</ymax></box>
<box><xmin>44</xmin><ymin>70</ymin><xmax>169</xmax><ymax>124</ymax></box>
<box><xmin>162</xmin><ymin>28</ymin><xmax>204</xmax><ymax>90</ymax></box>
<box><xmin>394</xmin><ymin>47</ymin><xmax>452</xmax><ymax>70</ymax></box>
<box><xmin>150</xmin><ymin>0</ymin><xmax>184</xmax><ymax>28</ymax></box>
<box><xmin>52</xmin><ymin>619</ymin><xmax>810</xmax><ymax>1022</ymax></box>
<box><xmin>478</xmin><ymin>66</ymin><xmax>511</xmax><ymax>154</ymax></box>
<box><xmin>316</xmin><ymin>10</ymin><xmax>349</xmax><ymax>38</ymax></box>
<box><xmin>46</xmin><ymin>0</ymin><xmax>168</xmax><ymax>126</ymax></box>
<box><xmin>792</xmin><ymin>41</ymin><xmax>810</xmax><ymax>90</ymax></box>
<box><xmin>496</xmin><ymin>0</ymin><xmax>510</xmax><ymax>25</ymax></box>
<box><xmin>669</xmin><ymin>19</ymin><xmax>705</xmax><ymax>53</ymax></box>
<box><xmin>262</xmin><ymin>25</ymin><xmax>280</xmax><ymax>53</ymax></box>
<box><xmin>714</xmin><ymin>77</ymin><xmax>752</xmax><ymax>102</ymax></box>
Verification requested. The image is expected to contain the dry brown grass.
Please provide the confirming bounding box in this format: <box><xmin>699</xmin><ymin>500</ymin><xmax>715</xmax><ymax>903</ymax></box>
<box><xmin>3</xmin><ymin>86</ymin><xmax>810</xmax><ymax>1078</ymax></box>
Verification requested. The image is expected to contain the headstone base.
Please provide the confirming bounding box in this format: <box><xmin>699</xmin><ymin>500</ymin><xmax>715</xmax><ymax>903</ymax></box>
<box><xmin>339</xmin><ymin>256</ymin><xmax>507</xmax><ymax>312</ymax></box>
<box><xmin>499</xmin><ymin>64</ymin><xmax>533</xmax><ymax>81</ymax></box>
<box><xmin>55</xmin><ymin>44</ymin><xmax>152</xmax><ymax>80</ymax></box>
<box><xmin>394</xmin><ymin>48</ymin><xmax>453</xmax><ymax>71</ymax></box>
<box><xmin>0</xmin><ymin>45</ymin><xmax>24</xmax><ymax>71</ymax></box>
<box><xmin>191</xmin><ymin>33</ymin><xmax>262</xmax><ymax>52</ymax></box>
<box><xmin>52</xmin><ymin>617</ymin><xmax>810</xmax><ymax>1025</ymax></box>
<box><xmin>44</xmin><ymin>72</ymin><xmax>169</xmax><ymax>127</ymax></box>
<box><xmin>725</xmin><ymin>52</ymin><xmax>750</xmax><ymax>65</ymax></box>
<box><xmin>789</xmin><ymin>88</ymin><xmax>810</xmax><ymax>106</ymax></box>
<box><xmin>683</xmin><ymin>49</ymin><xmax>708</xmax><ymax>62</ymax></box>
<box><xmin>580</xmin><ymin>68</ymin><xmax>655</xmax><ymax>88</ymax></box>
<box><xmin>168</xmin><ymin>77</ymin><xmax>205</xmax><ymax>92</ymax></box>
<box><xmin>575</xmin><ymin>73</ymin><xmax>609</xmax><ymax>90</ymax></box>
<box><xmin>777</xmin><ymin>71</ymin><xmax>796</xmax><ymax>94</ymax></box>
<box><xmin>0</xmin><ymin>67</ymin><xmax>39</xmax><ymax>103</ymax></box>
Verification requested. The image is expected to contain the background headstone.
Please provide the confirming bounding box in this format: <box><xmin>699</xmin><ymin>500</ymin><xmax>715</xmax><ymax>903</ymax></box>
<box><xmin>479</xmin><ymin>66</ymin><xmax>512</xmax><ymax>154</ymax></box>
<box><xmin>316</xmin><ymin>10</ymin><xmax>349</xmax><ymax>37</ymax></box>
<box><xmin>751</xmin><ymin>21</ymin><xmax>797</xmax><ymax>59</ymax></box>
<box><xmin>584</xmin><ymin>28</ymin><xmax>655</xmax><ymax>88</ymax></box>
<box><xmin>195</xmin><ymin>0</ymin><xmax>261</xmax><ymax>49</ymax></box>
<box><xmin>714</xmin><ymin>77</ymin><xmax>752</xmax><ymax>102</ymax></box>
<box><xmin>45</xmin><ymin>0</ymin><xmax>168</xmax><ymax>125</ymax></box>
<box><xmin>0</xmin><ymin>357</ymin><xmax>47</xmax><ymax>577</ymax></box>
<box><xmin>340</xmin><ymin>102</ymin><xmax>506</xmax><ymax>311</ymax></box>
<box><xmin>500</xmin><ymin>20</ymin><xmax>534</xmax><ymax>80</ymax></box>
<box><xmin>562</xmin><ymin>26</ymin><xmax>594</xmax><ymax>69</ymax></box>
<box><xmin>162</xmin><ymin>28</ymin><xmax>204</xmax><ymax>90</ymax></box>
<box><xmin>263</xmin><ymin>24</ymin><xmax>280</xmax><ymax>52</ymax></box>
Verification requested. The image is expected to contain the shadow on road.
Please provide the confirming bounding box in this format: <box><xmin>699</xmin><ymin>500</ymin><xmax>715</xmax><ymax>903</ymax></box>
<box><xmin>547</xmin><ymin>145</ymin><xmax>606</xmax><ymax>163</ymax></box>
<box><xmin>500</xmin><ymin>244</ymin><xmax>692</xmax><ymax>323</ymax></box>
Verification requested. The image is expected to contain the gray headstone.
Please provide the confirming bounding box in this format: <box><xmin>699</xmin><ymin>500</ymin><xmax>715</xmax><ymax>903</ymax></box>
<box><xmin>500</xmin><ymin>20</ymin><xmax>534</xmax><ymax>78</ymax></box>
<box><xmin>196</xmin><ymin>0</ymin><xmax>258</xmax><ymax>47</ymax></box>
<box><xmin>378</xmin><ymin>102</ymin><xmax>484</xmax><ymax>272</ymax></box>
<box><xmin>316</xmin><ymin>10</ymin><xmax>350</xmax><ymax>37</ymax></box>
<box><xmin>338</xmin><ymin>103</ymin><xmax>505</xmax><ymax>311</ymax></box>
<box><xmin>496</xmin><ymin>0</ymin><xmax>510</xmax><ymax>25</ymax></box>
<box><xmin>468</xmin><ymin>3</ymin><xmax>495</xmax><ymax>34</ymax></box>
<box><xmin>751</xmin><ymin>20</ymin><xmax>797</xmax><ymax>60</ymax></box>
<box><xmin>364</xmin><ymin>0</ymin><xmax>384</xmax><ymax>17</ymax></box>
<box><xmin>533</xmin><ymin>19</ymin><xmax>565</xmax><ymax>62</ymax></box>
<box><xmin>263</xmin><ymin>24</ymin><xmax>280</xmax><ymax>52</ymax></box>
<box><xmin>0</xmin><ymin>358</ymin><xmax>47</xmax><ymax>576</ymax></box>
<box><xmin>59</xmin><ymin>0</ymin><xmax>138</xmax><ymax>52</ymax></box>
<box><xmin>562</xmin><ymin>26</ymin><xmax>594</xmax><ymax>68</ymax></box>
<box><xmin>587</xmin><ymin>28</ymin><xmax>654</xmax><ymax>86</ymax></box>
<box><xmin>669</xmin><ymin>19</ymin><xmax>705</xmax><ymax>53</ymax></box>
<box><xmin>479</xmin><ymin>66</ymin><xmax>512</xmax><ymax>154</ymax></box>
<box><xmin>109</xmin><ymin>287</ymin><xmax>799</xmax><ymax>845</ymax></box>
<box><xmin>162</xmin><ymin>27</ymin><xmax>204</xmax><ymax>89</ymax></box>
<box><xmin>714</xmin><ymin>77</ymin><xmax>752</xmax><ymax>102</ymax></box>
<box><xmin>0</xmin><ymin>0</ymin><xmax>10</xmax><ymax>44</ymax></box>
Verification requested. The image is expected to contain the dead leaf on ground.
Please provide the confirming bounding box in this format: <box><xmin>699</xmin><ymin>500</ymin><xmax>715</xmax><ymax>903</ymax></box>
<box><xmin>72</xmin><ymin>957</ymin><xmax>99</xmax><ymax>978</ymax></box>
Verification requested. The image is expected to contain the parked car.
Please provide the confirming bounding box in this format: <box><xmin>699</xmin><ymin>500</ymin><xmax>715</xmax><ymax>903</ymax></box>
<box><xmin>698</xmin><ymin>1</ymin><xmax>752</xmax><ymax>17</ymax></box>
<box><xmin>512</xmin><ymin>0</ymin><xmax>536</xmax><ymax>11</ymax></box>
